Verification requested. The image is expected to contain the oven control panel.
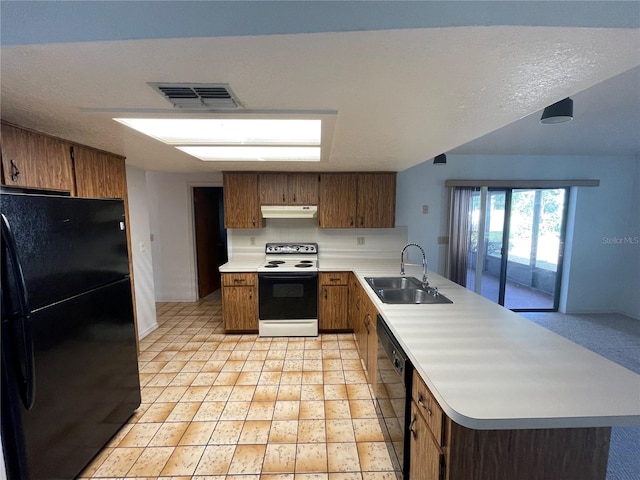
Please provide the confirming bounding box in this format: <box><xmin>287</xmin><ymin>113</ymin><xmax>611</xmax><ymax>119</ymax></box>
<box><xmin>265</xmin><ymin>243</ymin><xmax>318</xmax><ymax>254</ymax></box>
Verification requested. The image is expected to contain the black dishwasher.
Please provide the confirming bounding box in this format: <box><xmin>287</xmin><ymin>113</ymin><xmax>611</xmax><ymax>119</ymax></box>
<box><xmin>376</xmin><ymin>314</ymin><xmax>413</xmax><ymax>479</ymax></box>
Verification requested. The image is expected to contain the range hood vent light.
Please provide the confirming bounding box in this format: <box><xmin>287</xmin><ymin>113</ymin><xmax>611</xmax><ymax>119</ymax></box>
<box><xmin>261</xmin><ymin>205</ymin><xmax>318</xmax><ymax>219</ymax></box>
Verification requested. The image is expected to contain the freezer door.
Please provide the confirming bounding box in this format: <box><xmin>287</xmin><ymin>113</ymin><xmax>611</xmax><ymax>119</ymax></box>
<box><xmin>2</xmin><ymin>278</ymin><xmax>140</xmax><ymax>480</ymax></box>
<box><xmin>0</xmin><ymin>193</ymin><xmax>130</xmax><ymax>310</ymax></box>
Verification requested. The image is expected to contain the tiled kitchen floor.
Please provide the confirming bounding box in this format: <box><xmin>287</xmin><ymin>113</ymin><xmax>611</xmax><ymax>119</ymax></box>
<box><xmin>79</xmin><ymin>297</ymin><xmax>397</xmax><ymax>480</ymax></box>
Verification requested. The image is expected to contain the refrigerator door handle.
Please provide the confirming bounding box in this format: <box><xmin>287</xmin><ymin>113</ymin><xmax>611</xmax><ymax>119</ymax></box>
<box><xmin>1</xmin><ymin>214</ymin><xmax>36</xmax><ymax>409</ymax></box>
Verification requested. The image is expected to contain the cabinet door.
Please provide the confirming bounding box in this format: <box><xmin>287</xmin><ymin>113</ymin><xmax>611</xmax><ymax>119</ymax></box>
<box><xmin>319</xmin><ymin>173</ymin><xmax>357</xmax><ymax>228</ymax></box>
<box><xmin>222</xmin><ymin>285</ymin><xmax>258</xmax><ymax>332</ymax></box>
<box><xmin>319</xmin><ymin>284</ymin><xmax>349</xmax><ymax>332</ymax></box>
<box><xmin>409</xmin><ymin>401</ymin><xmax>444</xmax><ymax>480</ymax></box>
<box><xmin>362</xmin><ymin>294</ymin><xmax>378</xmax><ymax>388</ymax></box>
<box><xmin>259</xmin><ymin>173</ymin><xmax>288</xmax><ymax>204</ymax></box>
<box><xmin>348</xmin><ymin>273</ymin><xmax>360</xmax><ymax>331</ymax></box>
<box><xmin>1</xmin><ymin>123</ymin><xmax>75</xmax><ymax>193</ymax></box>
<box><xmin>289</xmin><ymin>173</ymin><xmax>318</xmax><ymax>205</ymax></box>
<box><xmin>357</xmin><ymin>173</ymin><xmax>396</xmax><ymax>228</ymax></box>
<box><xmin>74</xmin><ymin>146</ymin><xmax>127</xmax><ymax>199</ymax></box>
<box><xmin>223</xmin><ymin>173</ymin><xmax>261</xmax><ymax>228</ymax></box>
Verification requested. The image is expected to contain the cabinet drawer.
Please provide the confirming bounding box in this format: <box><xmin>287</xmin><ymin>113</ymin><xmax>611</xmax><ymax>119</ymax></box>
<box><xmin>320</xmin><ymin>272</ymin><xmax>349</xmax><ymax>285</ymax></box>
<box><xmin>222</xmin><ymin>273</ymin><xmax>256</xmax><ymax>286</ymax></box>
<box><xmin>412</xmin><ymin>372</ymin><xmax>445</xmax><ymax>446</ymax></box>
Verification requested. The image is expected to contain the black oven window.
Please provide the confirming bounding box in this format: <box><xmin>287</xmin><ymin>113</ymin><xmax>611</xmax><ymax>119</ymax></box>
<box><xmin>272</xmin><ymin>284</ymin><xmax>304</xmax><ymax>298</ymax></box>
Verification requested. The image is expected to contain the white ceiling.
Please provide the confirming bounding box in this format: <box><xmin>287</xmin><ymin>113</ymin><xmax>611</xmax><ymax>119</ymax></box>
<box><xmin>1</xmin><ymin>2</ymin><xmax>639</xmax><ymax>174</ymax></box>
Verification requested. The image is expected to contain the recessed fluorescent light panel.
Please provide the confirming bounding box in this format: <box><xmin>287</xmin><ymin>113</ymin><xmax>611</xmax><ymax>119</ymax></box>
<box><xmin>113</xmin><ymin>118</ymin><xmax>322</xmax><ymax>162</ymax></box>
<box><xmin>177</xmin><ymin>146</ymin><xmax>321</xmax><ymax>162</ymax></box>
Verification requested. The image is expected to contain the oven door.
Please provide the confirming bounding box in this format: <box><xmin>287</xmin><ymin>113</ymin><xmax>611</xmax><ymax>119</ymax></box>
<box><xmin>258</xmin><ymin>272</ymin><xmax>318</xmax><ymax>320</ymax></box>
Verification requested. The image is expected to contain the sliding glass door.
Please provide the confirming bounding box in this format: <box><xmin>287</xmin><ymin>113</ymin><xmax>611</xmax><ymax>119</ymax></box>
<box><xmin>465</xmin><ymin>187</ymin><xmax>568</xmax><ymax>311</ymax></box>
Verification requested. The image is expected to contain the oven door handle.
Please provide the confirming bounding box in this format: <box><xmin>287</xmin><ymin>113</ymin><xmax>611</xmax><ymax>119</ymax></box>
<box><xmin>259</xmin><ymin>273</ymin><xmax>318</xmax><ymax>280</ymax></box>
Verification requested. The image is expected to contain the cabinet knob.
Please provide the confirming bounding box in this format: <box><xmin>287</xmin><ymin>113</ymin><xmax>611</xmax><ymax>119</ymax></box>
<box><xmin>252</xmin><ymin>217</ymin><xmax>256</xmax><ymax>226</ymax></box>
<box><xmin>360</xmin><ymin>216</ymin><xmax>364</xmax><ymax>226</ymax></box>
<box><xmin>293</xmin><ymin>193</ymin><xmax>297</xmax><ymax>202</ymax></box>
<box><xmin>10</xmin><ymin>159</ymin><xmax>20</xmax><ymax>182</ymax></box>
<box><xmin>350</xmin><ymin>217</ymin><xmax>354</xmax><ymax>226</ymax></box>
<box><xmin>324</xmin><ymin>288</ymin><xmax>327</xmax><ymax>299</ymax></box>
<box><xmin>282</xmin><ymin>193</ymin><xmax>286</xmax><ymax>202</ymax></box>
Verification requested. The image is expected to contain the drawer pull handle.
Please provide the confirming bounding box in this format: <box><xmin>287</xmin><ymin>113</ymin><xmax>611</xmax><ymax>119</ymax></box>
<box><xmin>418</xmin><ymin>393</ymin><xmax>432</xmax><ymax>416</ymax></box>
<box><xmin>409</xmin><ymin>415</ymin><xmax>417</xmax><ymax>438</ymax></box>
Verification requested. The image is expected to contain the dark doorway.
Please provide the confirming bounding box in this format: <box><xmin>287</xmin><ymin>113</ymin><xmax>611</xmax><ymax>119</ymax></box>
<box><xmin>193</xmin><ymin>187</ymin><xmax>228</xmax><ymax>298</ymax></box>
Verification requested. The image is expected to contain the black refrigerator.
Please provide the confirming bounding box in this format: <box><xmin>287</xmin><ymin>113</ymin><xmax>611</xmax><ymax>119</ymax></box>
<box><xmin>1</xmin><ymin>192</ymin><xmax>141</xmax><ymax>480</ymax></box>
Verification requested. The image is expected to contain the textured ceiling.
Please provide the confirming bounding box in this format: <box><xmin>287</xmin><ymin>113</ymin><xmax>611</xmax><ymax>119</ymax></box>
<box><xmin>1</xmin><ymin>3</ymin><xmax>639</xmax><ymax>173</ymax></box>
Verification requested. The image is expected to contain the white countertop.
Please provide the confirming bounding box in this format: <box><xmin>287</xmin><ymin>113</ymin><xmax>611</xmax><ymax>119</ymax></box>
<box><xmin>220</xmin><ymin>256</ymin><xmax>640</xmax><ymax>430</ymax></box>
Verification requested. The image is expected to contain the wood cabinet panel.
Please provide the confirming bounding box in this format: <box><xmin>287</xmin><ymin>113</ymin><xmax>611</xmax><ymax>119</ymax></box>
<box><xmin>223</xmin><ymin>173</ymin><xmax>261</xmax><ymax>228</ymax></box>
<box><xmin>222</xmin><ymin>273</ymin><xmax>258</xmax><ymax>332</ymax></box>
<box><xmin>288</xmin><ymin>173</ymin><xmax>318</xmax><ymax>205</ymax></box>
<box><xmin>318</xmin><ymin>173</ymin><xmax>358</xmax><ymax>228</ymax></box>
<box><xmin>446</xmin><ymin>423</ymin><xmax>610</xmax><ymax>480</ymax></box>
<box><xmin>1</xmin><ymin>123</ymin><xmax>75</xmax><ymax>193</ymax></box>
<box><xmin>74</xmin><ymin>146</ymin><xmax>127</xmax><ymax>199</ymax></box>
<box><xmin>259</xmin><ymin>173</ymin><xmax>288</xmax><ymax>204</ymax></box>
<box><xmin>409</xmin><ymin>401</ymin><xmax>444</xmax><ymax>480</ymax></box>
<box><xmin>319</xmin><ymin>272</ymin><xmax>350</xmax><ymax>332</ymax></box>
<box><xmin>222</xmin><ymin>272</ymin><xmax>256</xmax><ymax>287</ymax></box>
<box><xmin>222</xmin><ymin>284</ymin><xmax>258</xmax><ymax>332</ymax></box>
<box><xmin>412</xmin><ymin>371</ymin><xmax>445</xmax><ymax>447</ymax></box>
<box><xmin>357</xmin><ymin>173</ymin><xmax>396</xmax><ymax>228</ymax></box>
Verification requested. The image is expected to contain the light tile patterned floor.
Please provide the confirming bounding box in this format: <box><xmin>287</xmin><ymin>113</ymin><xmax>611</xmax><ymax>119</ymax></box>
<box><xmin>79</xmin><ymin>297</ymin><xmax>397</xmax><ymax>480</ymax></box>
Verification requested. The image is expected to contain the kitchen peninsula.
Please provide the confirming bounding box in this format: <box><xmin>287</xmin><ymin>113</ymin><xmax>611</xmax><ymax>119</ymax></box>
<box><xmin>220</xmin><ymin>257</ymin><xmax>640</xmax><ymax>480</ymax></box>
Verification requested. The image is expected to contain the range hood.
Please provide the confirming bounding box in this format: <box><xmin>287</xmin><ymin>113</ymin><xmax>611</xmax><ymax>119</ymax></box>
<box><xmin>261</xmin><ymin>205</ymin><xmax>318</xmax><ymax>219</ymax></box>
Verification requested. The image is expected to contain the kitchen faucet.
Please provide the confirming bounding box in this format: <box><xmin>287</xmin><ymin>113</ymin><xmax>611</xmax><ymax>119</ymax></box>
<box><xmin>400</xmin><ymin>243</ymin><xmax>428</xmax><ymax>286</ymax></box>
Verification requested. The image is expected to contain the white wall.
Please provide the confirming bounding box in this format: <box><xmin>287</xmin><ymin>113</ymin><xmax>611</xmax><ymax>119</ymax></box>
<box><xmin>126</xmin><ymin>166</ymin><xmax>158</xmax><ymax>338</ymax></box>
<box><xmin>146</xmin><ymin>170</ymin><xmax>223</xmax><ymax>301</ymax></box>
<box><xmin>396</xmin><ymin>154</ymin><xmax>640</xmax><ymax>318</ymax></box>
<box><xmin>229</xmin><ymin>218</ymin><xmax>408</xmax><ymax>260</ymax></box>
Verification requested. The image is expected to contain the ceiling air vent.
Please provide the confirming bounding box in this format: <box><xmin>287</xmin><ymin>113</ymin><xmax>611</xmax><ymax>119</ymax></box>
<box><xmin>148</xmin><ymin>83</ymin><xmax>243</xmax><ymax>110</ymax></box>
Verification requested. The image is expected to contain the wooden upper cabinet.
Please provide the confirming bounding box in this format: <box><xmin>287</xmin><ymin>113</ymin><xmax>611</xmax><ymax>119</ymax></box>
<box><xmin>1</xmin><ymin>123</ymin><xmax>75</xmax><ymax>193</ymax></box>
<box><xmin>288</xmin><ymin>173</ymin><xmax>318</xmax><ymax>205</ymax></box>
<box><xmin>259</xmin><ymin>173</ymin><xmax>288</xmax><ymax>204</ymax></box>
<box><xmin>319</xmin><ymin>173</ymin><xmax>358</xmax><ymax>228</ymax></box>
<box><xmin>224</xmin><ymin>173</ymin><xmax>261</xmax><ymax>228</ymax></box>
<box><xmin>259</xmin><ymin>172</ymin><xmax>318</xmax><ymax>205</ymax></box>
<box><xmin>357</xmin><ymin>173</ymin><xmax>396</xmax><ymax>228</ymax></box>
<box><xmin>74</xmin><ymin>145</ymin><xmax>127</xmax><ymax>199</ymax></box>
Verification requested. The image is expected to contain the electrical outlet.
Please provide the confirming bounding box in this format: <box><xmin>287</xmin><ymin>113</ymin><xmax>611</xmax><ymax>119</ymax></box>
<box><xmin>357</xmin><ymin>236</ymin><xmax>365</xmax><ymax>246</ymax></box>
<box><xmin>250</xmin><ymin>236</ymin><xmax>256</xmax><ymax>246</ymax></box>
<box><xmin>437</xmin><ymin>236</ymin><xmax>449</xmax><ymax>245</ymax></box>
<box><xmin>422</xmin><ymin>205</ymin><xmax>429</xmax><ymax>214</ymax></box>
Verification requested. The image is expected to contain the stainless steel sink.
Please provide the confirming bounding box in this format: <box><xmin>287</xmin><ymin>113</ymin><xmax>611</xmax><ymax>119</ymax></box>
<box><xmin>364</xmin><ymin>277</ymin><xmax>453</xmax><ymax>304</ymax></box>
<box><xmin>365</xmin><ymin>276</ymin><xmax>424</xmax><ymax>289</ymax></box>
<box><xmin>376</xmin><ymin>287</ymin><xmax>452</xmax><ymax>304</ymax></box>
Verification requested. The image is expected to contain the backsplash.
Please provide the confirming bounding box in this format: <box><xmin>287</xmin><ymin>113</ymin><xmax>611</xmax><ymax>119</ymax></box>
<box><xmin>228</xmin><ymin>218</ymin><xmax>408</xmax><ymax>259</ymax></box>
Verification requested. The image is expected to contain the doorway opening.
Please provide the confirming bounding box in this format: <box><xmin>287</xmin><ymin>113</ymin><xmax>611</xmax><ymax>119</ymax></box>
<box><xmin>466</xmin><ymin>187</ymin><xmax>568</xmax><ymax>311</ymax></box>
<box><xmin>193</xmin><ymin>187</ymin><xmax>228</xmax><ymax>299</ymax></box>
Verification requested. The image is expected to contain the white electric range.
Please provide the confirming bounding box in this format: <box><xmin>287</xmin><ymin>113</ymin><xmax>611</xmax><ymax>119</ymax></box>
<box><xmin>257</xmin><ymin>243</ymin><xmax>319</xmax><ymax>336</ymax></box>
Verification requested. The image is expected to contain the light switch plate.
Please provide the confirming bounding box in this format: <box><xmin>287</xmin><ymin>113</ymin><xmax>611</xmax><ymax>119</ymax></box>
<box><xmin>422</xmin><ymin>205</ymin><xmax>429</xmax><ymax>214</ymax></box>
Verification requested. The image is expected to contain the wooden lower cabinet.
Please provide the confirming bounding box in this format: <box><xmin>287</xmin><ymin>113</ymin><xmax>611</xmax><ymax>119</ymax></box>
<box><xmin>409</xmin><ymin>401</ymin><xmax>444</xmax><ymax>480</ymax></box>
<box><xmin>355</xmin><ymin>288</ymin><xmax>377</xmax><ymax>387</ymax></box>
<box><xmin>409</xmin><ymin>370</ymin><xmax>611</xmax><ymax>480</ymax></box>
<box><xmin>319</xmin><ymin>272</ymin><xmax>350</xmax><ymax>332</ymax></box>
<box><xmin>222</xmin><ymin>273</ymin><xmax>258</xmax><ymax>332</ymax></box>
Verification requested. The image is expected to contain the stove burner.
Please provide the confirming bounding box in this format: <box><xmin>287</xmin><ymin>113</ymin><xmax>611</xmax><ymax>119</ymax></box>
<box><xmin>295</xmin><ymin>263</ymin><xmax>313</xmax><ymax>268</ymax></box>
<box><xmin>268</xmin><ymin>260</ymin><xmax>285</xmax><ymax>265</ymax></box>
<box><xmin>298</xmin><ymin>260</ymin><xmax>313</xmax><ymax>264</ymax></box>
<box><xmin>263</xmin><ymin>264</ymin><xmax>279</xmax><ymax>268</ymax></box>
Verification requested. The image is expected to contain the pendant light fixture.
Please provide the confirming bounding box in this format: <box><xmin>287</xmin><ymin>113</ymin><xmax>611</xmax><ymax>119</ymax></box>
<box><xmin>540</xmin><ymin>97</ymin><xmax>573</xmax><ymax>124</ymax></box>
<box><xmin>433</xmin><ymin>153</ymin><xmax>447</xmax><ymax>165</ymax></box>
